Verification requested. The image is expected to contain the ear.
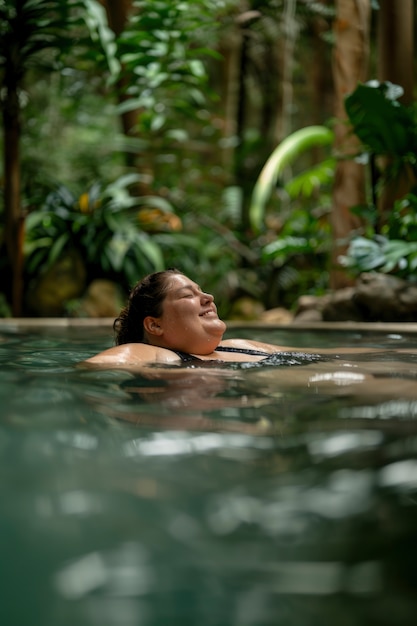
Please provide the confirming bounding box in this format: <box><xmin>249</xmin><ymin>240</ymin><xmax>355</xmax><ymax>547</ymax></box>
<box><xmin>143</xmin><ymin>316</ymin><xmax>163</xmax><ymax>337</ymax></box>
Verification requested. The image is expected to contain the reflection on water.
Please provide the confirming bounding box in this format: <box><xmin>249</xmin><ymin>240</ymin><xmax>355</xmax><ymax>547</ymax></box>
<box><xmin>0</xmin><ymin>326</ymin><xmax>417</xmax><ymax>625</ymax></box>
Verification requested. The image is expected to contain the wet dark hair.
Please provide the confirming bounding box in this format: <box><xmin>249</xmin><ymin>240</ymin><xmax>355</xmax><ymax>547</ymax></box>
<box><xmin>113</xmin><ymin>269</ymin><xmax>184</xmax><ymax>345</ymax></box>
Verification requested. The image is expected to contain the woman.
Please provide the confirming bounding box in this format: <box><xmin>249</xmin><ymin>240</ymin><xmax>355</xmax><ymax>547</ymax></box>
<box><xmin>83</xmin><ymin>268</ymin><xmax>318</xmax><ymax>367</ymax></box>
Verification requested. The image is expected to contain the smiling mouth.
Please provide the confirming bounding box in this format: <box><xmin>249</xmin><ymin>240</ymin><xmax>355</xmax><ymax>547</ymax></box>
<box><xmin>200</xmin><ymin>309</ymin><xmax>216</xmax><ymax>317</ymax></box>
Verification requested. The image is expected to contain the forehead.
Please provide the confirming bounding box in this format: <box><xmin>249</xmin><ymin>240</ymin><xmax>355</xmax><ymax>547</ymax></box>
<box><xmin>166</xmin><ymin>274</ymin><xmax>200</xmax><ymax>294</ymax></box>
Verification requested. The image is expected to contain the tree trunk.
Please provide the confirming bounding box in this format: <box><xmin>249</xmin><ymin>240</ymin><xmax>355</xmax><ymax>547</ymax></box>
<box><xmin>377</xmin><ymin>0</ymin><xmax>414</xmax><ymax>105</ymax></box>
<box><xmin>102</xmin><ymin>0</ymin><xmax>137</xmax><ymax>139</ymax></box>
<box><xmin>218</xmin><ymin>23</ymin><xmax>242</xmax><ymax>174</ymax></box>
<box><xmin>310</xmin><ymin>8</ymin><xmax>333</xmax><ymax>126</ymax></box>
<box><xmin>376</xmin><ymin>0</ymin><xmax>415</xmax><ymax>224</ymax></box>
<box><xmin>102</xmin><ymin>0</ymin><xmax>152</xmax><ymax>192</ymax></box>
<box><xmin>234</xmin><ymin>12</ymin><xmax>258</xmax><ymax>233</ymax></box>
<box><xmin>330</xmin><ymin>0</ymin><xmax>371</xmax><ymax>289</ymax></box>
<box><xmin>3</xmin><ymin>73</ymin><xmax>23</xmax><ymax>316</ymax></box>
<box><xmin>277</xmin><ymin>0</ymin><xmax>297</xmax><ymax>142</ymax></box>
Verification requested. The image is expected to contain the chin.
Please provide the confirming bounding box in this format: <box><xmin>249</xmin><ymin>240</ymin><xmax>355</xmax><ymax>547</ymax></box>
<box><xmin>212</xmin><ymin>321</ymin><xmax>227</xmax><ymax>336</ymax></box>
<box><xmin>214</xmin><ymin>318</ymin><xmax>227</xmax><ymax>330</ymax></box>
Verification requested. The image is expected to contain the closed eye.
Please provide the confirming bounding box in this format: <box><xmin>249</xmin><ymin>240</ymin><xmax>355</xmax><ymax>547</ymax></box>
<box><xmin>175</xmin><ymin>285</ymin><xmax>203</xmax><ymax>299</ymax></box>
<box><xmin>179</xmin><ymin>288</ymin><xmax>202</xmax><ymax>297</ymax></box>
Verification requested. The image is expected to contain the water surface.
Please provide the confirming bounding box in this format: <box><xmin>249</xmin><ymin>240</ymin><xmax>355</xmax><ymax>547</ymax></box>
<box><xmin>1</xmin><ymin>325</ymin><xmax>417</xmax><ymax>626</ymax></box>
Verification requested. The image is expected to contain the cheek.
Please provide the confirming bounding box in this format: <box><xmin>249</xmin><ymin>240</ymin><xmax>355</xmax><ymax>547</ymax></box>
<box><xmin>166</xmin><ymin>308</ymin><xmax>193</xmax><ymax>331</ymax></box>
<box><xmin>175</xmin><ymin>302</ymin><xmax>197</xmax><ymax>320</ymax></box>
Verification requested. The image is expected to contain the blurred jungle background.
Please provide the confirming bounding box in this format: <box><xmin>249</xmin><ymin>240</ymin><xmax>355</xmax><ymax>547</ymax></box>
<box><xmin>0</xmin><ymin>0</ymin><xmax>416</xmax><ymax>320</ymax></box>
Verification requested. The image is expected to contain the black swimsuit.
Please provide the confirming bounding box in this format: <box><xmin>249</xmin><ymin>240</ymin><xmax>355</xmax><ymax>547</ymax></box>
<box><xmin>173</xmin><ymin>346</ymin><xmax>324</xmax><ymax>368</ymax></box>
<box><xmin>173</xmin><ymin>346</ymin><xmax>270</xmax><ymax>362</ymax></box>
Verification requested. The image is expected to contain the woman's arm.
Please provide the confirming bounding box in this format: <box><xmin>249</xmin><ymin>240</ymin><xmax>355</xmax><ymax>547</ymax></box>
<box><xmin>80</xmin><ymin>343</ymin><xmax>181</xmax><ymax>367</ymax></box>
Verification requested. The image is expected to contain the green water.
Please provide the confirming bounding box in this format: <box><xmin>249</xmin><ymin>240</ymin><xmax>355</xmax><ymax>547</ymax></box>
<box><xmin>0</xmin><ymin>326</ymin><xmax>417</xmax><ymax>626</ymax></box>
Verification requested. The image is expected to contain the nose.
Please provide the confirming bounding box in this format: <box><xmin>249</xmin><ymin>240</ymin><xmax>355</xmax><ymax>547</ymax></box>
<box><xmin>201</xmin><ymin>291</ymin><xmax>214</xmax><ymax>303</ymax></box>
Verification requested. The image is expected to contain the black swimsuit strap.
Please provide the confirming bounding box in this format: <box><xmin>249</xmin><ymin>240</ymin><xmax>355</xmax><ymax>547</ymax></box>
<box><xmin>172</xmin><ymin>346</ymin><xmax>270</xmax><ymax>362</ymax></box>
<box><xmin>215</xmin><ymin>346</ymin><xmax>270</xmax><ymax>357</ymax></box>
<box><xmin>171</xmin><ymin>347</ymin><xmax>324</xmax><ymax>368</ymax></box>
<box><xmin>172</xmin><ymin>350</ymin><xmax>204</xmax><ymax>362</ymax></box>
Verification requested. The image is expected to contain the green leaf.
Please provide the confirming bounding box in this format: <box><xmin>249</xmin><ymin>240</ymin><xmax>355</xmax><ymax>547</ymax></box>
<box><xmin>188</xmin><ymin>59</ymin><xmax>205</xmax><ymax>77</ymax></box>
<box><xmin>409</xmin><ymin>254</ymin><xmax>417</xmax><ymax>271</ymax></box>
<box><xmin>135</xmin><ymin>236</ymin><xmax>165</xmax><ymax>271</ymax></box>
<box><xmin>284</xmin><ymin>158</ymin><xmax>335</xmax><ymax>199</ymax></box>
<box><xmin>262</xmin><ymin>237</ymin><xmax>310</xmax><ymax>260</ymax></box>
<box><xmin>166</xmin><ymin>128</ymin><xmax>188</xmax><ymax>142</ymax></box>
<box><xmin>135</xmin><ymin>195</ymin><xmax>175</xmax><ymax>212</ymax></box>
<box><xmin>340</xmin><ymin>236</ymin><xmax>386</xmax><ymax>271</ymax></box>
<box><xmin>48</xmin><ymin>232</ymin><xmax>70</xmax><ymax>266</ymax></box>
<box><xmin>82</xmin><ymin>0</ymin><xmax>120</xmax><ymax>76</ymax></box>
<box><xmin>150</xmin><ymin>113</ymin><xmax>166</xmax><ymax>131</ymax></box>
<box><xmin>105</xmin><ymin>235</ymin><xmax>131</xmax><ymax>272</ymax></box>
<box><xmin>154</xmin><ymin>232</ymin><xmax>206</xmax><ymax>252</ymax></box>
<box><xmin>249</xmin><ymin>126</ymin><xmax>334</xmax><ymax>233</ymax></box>
<box><xmin>345</xmin><ymin>82</ymin><xmax>417</xmax><ymax>157</ymax></box>
<box><xmin>23</xmin><ymin>236</ymin><xmax>53</xmax><ymax>256</ymax></box>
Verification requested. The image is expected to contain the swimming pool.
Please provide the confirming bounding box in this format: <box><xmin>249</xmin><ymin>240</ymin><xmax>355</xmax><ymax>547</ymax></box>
<box><xmin>1</xmin><ymin>321</ymin><xmax>417</xmax><ymax>626</ymax></box>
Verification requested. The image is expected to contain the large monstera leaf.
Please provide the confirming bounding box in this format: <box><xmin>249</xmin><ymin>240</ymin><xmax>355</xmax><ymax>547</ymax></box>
<box><xmin>345</xmin><ymin>82</ymin><xmax>417</xmax><ymax>159</ymax></box>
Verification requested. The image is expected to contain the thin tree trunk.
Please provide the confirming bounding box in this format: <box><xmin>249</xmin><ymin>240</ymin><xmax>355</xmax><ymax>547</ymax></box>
<box><xmin>278</xmin><ymin>0</ymin><xmax>297</xmax><ymax>141</ymax></box>
<box><xmin>376</xmin><ymin>0</ymin><xmax>415</xmax><ymax>225</ymax></box>
<box><xmin>3</xmin><ymin>76</ymin><xmax>23</xmax><ymax>316</ymax></box>
<box><xmin>102</xmin><ymin>0</ymin><xmax>137</xmax><ymax>139</ymax></box>
<box><xmin>218</xmin><ymin>24</ymin><xmax>242</xmax><ymax>174</ymax></box>
<box><xmin>377</xmin><ymin>0</ymin><xmax>414</xmax><ymax>105</ymax></box>
<box><xmin>102</xmin><ymin>0</ymin><xmax>152</xmax><ymax>192</ymax></box>
<box><xmin>330</xmin><ymin>0</ymin><xmax>371</xmax><ymax>289</ymax></box>
<box><xmin>234</xmin><ymin>11</ymin><xmax>255</xmax><ymax>232</ymax></box>
<box><xmin>310</xmin><ymin>8</ymin><xmax>333</xmax><ymax>126</ymax></box>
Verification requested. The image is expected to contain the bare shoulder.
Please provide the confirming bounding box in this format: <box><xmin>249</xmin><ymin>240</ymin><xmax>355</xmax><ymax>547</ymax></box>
<box><xmin>81</xmin><ymin>343</ymin><xmax>181</xmax><ymax>367</ymax></box>
<box><xmin>220</xmin><ymin>338</ymin><xmax>353</xmax><ymax>356</ymax></box>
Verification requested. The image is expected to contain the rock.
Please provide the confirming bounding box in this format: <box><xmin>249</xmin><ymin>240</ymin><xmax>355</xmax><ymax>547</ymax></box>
<box><xmin>293</xmin><ymin>272</ymin><xmax>417</xmax><ymax>323</ymax></box>
<box><xmin>26</xmin><ymin>250</ymin><xmax>86</xmax><ymax>316</ymax></box>
<box><xmin>296</xmin><ymin>294</ymin><xmax>329</xmax><ymax>316</ymax></box>
<box><xmin>354</xmin><ymin>273</ymin><xmax>417</xmax><ymax>321</ymax></box>
<box><xmin>229</xmin><ymin>297</ymin><xmax>265</xmax><ymax>321</ymax></box>
<box><xmin>399</xmin><ymin>286</ymin><xmax>417</xmax><ymax>308</ymax></box>
<box><xmin>292</xmin><ymin>308</ymin><xmax>324</xmax><ymax>323</ymax></box>
<box><xmin>259</xmin><ymin>307</ymin><xmax>293</xmax><ymax>324</ymax></box>
<box><xmin>71</xmin><ymin>280</ymin><xmax>124</xmax><ymax>318</ymax></box>
<box><xmin>322</xmin><ymin>287</ymin><xmax>363</xmax><ymax>322</ymax></box>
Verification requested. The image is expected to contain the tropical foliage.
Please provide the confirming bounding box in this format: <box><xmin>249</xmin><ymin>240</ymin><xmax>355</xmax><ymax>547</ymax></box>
<box><xmin>0</xmin><ymin>1</ymin><xmax>416</xmax><ymax>317</ymax></box>
<box><xmin>24</xmin><ymin>177</ymin><xmax>166</xmax><ymax>289</ymax></box>
<box><xmin>340</xmin><ymin>192</ymin><xmax>417</xmax><ymax>279</ymax></box>
<box><xmin>344</xmin><ymin>81</ymin><xmax>417</xmax><ymax>180</ymax></box>
<box><xmin>341</xmin><ymin>82</ymin><xmax>417</xmax><ymax>280</ymax></box>
<box><xmin>0</xmin><ymin>0</ymin><xmax>120</xmax><ymax>314</ymax></box>
<box><xmin>249</xmin><ymin>125</ymin><xmax>335</xmax><ymax>233</ymax></box>
<box><xmin>115</xmin><ymin>0</ymin><xmax>221</xmax><ymax>129</ymax></box>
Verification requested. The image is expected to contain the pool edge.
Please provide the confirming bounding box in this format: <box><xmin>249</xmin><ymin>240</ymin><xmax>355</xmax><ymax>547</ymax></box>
<box><xmin>1</xmin><ymin>318</ymin><xmax>417</xmax><ymax>334</ymax></box>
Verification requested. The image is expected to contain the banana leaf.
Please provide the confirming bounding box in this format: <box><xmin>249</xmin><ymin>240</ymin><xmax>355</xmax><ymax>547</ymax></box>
<box><xmin>249</xmin><ymin>126</ymin><xmax>334</xmax><ymax>233</ymax></box>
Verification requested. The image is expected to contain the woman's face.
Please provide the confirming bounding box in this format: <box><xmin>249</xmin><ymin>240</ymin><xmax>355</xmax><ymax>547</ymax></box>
<box><xmin>147</xmin><ymin>274</ymin><xmax>226</xmax><ymax>354</ymax></box>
